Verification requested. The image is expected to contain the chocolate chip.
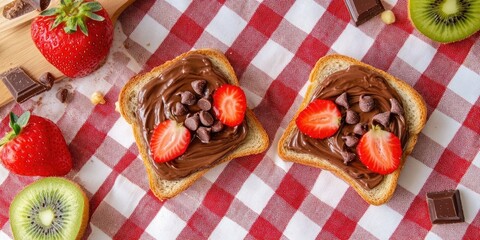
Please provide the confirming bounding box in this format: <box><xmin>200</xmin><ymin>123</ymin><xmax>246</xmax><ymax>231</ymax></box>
<box><xmin>359</xmin><ymin>95</ymin><xmax>375</xmax><ymax>112</ymax></box>
<box><xmin>173</xmin><ymin>102</ymin><xmax>188</xmax><ymax>116</ymax></box>
<box><xmin>204</xmin><ymin>87</ymin><xmax>212</xmax><ymax>98</ymax></box>
<box><xmin>56</xmin><ymin>88</ymin><xmax>72</xmax><ymax>103</ymax></box>
<box><xmin>341</xmin><ymin>151</ymin><xmax>356</xmax><ymax>165</ymax></box>
<box><xmin>178</xmin><ymin>91</ymin><xmax>196</xmax><ymax>105</ymax></box>
<box><xmin>390</xmin><ymin>98</ymin><xmax>404</xmax><ymax>115</ymax></box>
<box><xmin>335</xmin><ymin>92</ymin><xmax>349</xmax><ymax>109</ymax></box>
<box><xmin>342</xmin><ymin>135</ymin><xmax>359</xmax><ymax>147</ymax></box>
<box><xmin>184</xmin><ymin>115</ymin><xmax>200</xmax><ymax>131</ymax></box>
<box><xmin>353</xmin><ymin>122</ymin><xmax>368</xmax><ymax>135</ymax></box>
<box><xmin>345</xmin><ymin>109</ymin><xmax>359</xmax><ymax>124</ymax></box>
<box><xmin>191</xmin><ymin>80</ymin><xmax>207</xmax><ymax>95</ymax></box>
<box><xmin>372</xmin><ymin>111</ymin><xmax>391</xmax><ymax>128</ymax></box>
<box><xmin>196</xmin><ymin>127</ymin><xmax>211</xmax><ymax>143</ymax></box>
<box><xmin>38</xmin><ymin>72</ymin><xmax>54</xmax><ymax>90</ymax></box>
<box><xmin>211</xmin><ymin>120</ymin><xmax>224</xmax><ymax>133</ymax></box>
<box><xmin>197</xmin><ymin>98</ymin><xmax>212</xmax><ymax>111</ymax></box>
<box><xmin>199</xmin><ymin>111</ymin><xmax>214</xmax><ymax>126</ymax></box>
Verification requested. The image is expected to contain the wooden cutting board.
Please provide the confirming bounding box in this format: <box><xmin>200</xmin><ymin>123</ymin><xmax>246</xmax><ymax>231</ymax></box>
<box><xmin>0</xmin><ymin>0</ymin><xmax>135</xmax><ymax>107</ymax></box>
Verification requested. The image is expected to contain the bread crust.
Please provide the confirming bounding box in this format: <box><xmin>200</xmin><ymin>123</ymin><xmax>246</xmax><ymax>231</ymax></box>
<box><xmin>119</xmin><ymin>49</ymin><xmax>269</xmax><ymax>201</ymax></box>
<box><xmin>278</xmin><ymin>54</ymin><xmax>427</xmax><ymax>205</ymax></box>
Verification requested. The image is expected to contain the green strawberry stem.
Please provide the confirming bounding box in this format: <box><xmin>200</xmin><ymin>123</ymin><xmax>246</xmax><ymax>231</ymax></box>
<box><xmin>41</xmin><ymin>0</ymin><xmax>105</xmax><ymax>36</ymax></box>
<box><xmin>0</xmin><ymin>112</ymin><xmax>30</xmax><ymax>146</ymax></box>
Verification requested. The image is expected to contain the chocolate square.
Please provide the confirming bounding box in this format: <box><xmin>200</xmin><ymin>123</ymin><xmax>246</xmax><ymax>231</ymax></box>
<box><xmin>344</xmin><ymin>0</ymin><xmax>384</xmax><ymax>26</ymax></box>
<box><xmin>426</xmin><ymin>190</ymin><xmax>465</xmax><ymax>224</ymax></box>
<box><xmin>1</xmin><ymin>67</ymin><xmax>47</xmax><ymax>103</ymax></box>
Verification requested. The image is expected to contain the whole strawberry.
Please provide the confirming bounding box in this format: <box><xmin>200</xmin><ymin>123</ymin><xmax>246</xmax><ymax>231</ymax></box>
<box><xmin>0</xmin><ymin>112</ymin><xmax>73</xmax><ymax>176</ymax></box>
<box><xmin>31</xmin><ymin>0</ymin><xmax>113</xmax><ymax>78</ymax></box>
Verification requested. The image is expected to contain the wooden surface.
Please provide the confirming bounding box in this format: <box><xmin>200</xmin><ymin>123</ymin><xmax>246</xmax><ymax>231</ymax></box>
<box><xmin>0</xmin><ymin>0</ymin><xmax>135</xmax><ymax>107</ymax></box>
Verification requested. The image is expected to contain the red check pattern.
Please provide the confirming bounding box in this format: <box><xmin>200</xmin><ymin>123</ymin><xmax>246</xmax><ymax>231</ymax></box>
<box><xmin>1</xmin><ymin>0</ymin><xmax>479</xmax><ymax>239</ymax></box>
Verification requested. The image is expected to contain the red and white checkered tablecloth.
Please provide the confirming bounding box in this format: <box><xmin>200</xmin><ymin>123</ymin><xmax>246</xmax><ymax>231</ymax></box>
<box><xmin>1</xmin><ymin>0</ymin><xmax>479</xmax><ymax>239</ymax></box>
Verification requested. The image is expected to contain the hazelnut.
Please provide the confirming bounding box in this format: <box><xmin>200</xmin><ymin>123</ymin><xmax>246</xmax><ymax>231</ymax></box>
<box><xmin>91</xmin><ymin>91</ymin><xmax>106</xmax><ymax>105</ymax></box>
<box><xmin>381</xmin><ymin>10</ymin><xmax>395</xmax><ymax>25</ymax></box>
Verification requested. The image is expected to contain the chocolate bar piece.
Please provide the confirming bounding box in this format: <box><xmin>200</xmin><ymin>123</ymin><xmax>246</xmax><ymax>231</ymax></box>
<box><xmin>427</xmin><ymin>190</ymin><xmax>465</xmax><ymax>224</ymax></box>
<box><xmin>344</xmin><ymin>0</ymin><xmax>384</xmax><ymax>26</ymax></box>
<box><xmin>1</xmin><ymin>67</ymin><xmax>47</xmax><ymax>103</ymax></box>
<box><xmin>38</xmin><ymin>72</ymin><xmax>55</xmax><ymax>90</ymax></box>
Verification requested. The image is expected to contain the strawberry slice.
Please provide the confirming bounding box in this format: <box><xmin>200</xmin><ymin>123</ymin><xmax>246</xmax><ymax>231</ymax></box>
<box><xmin>357</xmin><ymin>125</ymin><xmax>402</xmax><ymax>174</ymax></box>
<box><xmin>150</xmin><ymin>120</ymin><xmax>191</xmax><ymax>163</ymax></box>
<box><xmin>296</xmin><ymin>99</ymin><xmax>341</xmax><ymax>139</ymax></box>
<box><xmin>213</xmin><ymin>84</ymin><xmax>247</xmax><ymax>127</ymax></box>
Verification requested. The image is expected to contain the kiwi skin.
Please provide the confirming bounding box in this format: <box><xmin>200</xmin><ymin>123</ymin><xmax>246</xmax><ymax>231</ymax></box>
<box><xmin>408</xmin><ymin>0</ymin><xmax>480</xmax><ymax>43</ymax></box>
<box><xmin>9</xmin><ymin>177</ymin><xmax>89</xmax><ymax>240</ymax></box>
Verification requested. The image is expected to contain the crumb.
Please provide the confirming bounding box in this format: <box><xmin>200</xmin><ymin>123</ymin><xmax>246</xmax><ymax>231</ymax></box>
<box><xmin>115</xmin><ymin>101</ymin><xmax>120</xmax><ymax>112</ymax></box>
<box><xmin>90</xmin><ymin>91</ymin><xmax>106</xmax><ymax>105</ymax></box>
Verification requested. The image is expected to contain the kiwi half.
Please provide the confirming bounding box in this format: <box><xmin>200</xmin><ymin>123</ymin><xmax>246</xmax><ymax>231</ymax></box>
<box><xmin>409</xmin><ymin>0</ymin><xmax>480</xmax><ymax>43</ymax></box>
<box><xmin>9</xmin><ymin>177</ymin><xmax>89</xmax><ymax>240</ymax></box>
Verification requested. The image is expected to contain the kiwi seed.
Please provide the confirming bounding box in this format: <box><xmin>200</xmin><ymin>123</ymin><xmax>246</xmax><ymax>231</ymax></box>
<box><xmin>9</xmin><ymin>177</ymin><xmax>89</xmax><ymax>240</ymax></box>
<box><xmin>409</xmin><ymin>0</ymin><xmax>480</xmax><ymax>43</ymax></box>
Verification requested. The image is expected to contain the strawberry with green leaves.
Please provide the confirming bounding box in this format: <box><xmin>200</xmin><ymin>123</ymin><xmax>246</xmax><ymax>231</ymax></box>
<box><xmin>31</xmin><ymin>0</ymin><xmax>113</xmax><ymax>78</ymax></box>
<box><xmin>0</xmin><ymin>112</ymin><xmax>73</xmax><ymax>176</ymax></box>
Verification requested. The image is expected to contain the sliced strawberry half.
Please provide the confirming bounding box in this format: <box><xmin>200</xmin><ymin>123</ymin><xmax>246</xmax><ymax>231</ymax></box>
<box><xmin>150</xmin><ymin>120</ymin><xmax>191</xmax><ymax>163</ymax></box>
<box><xmin>357</xmin><ymin>125</ymin><xmax>402</xmax><ymax>175</ymax></box>
<box><xmin>213</xmin><ymin>84</ymin><xmax>247</xmax><ymax>127</ymax></box>
<box><xmin>296</xmin><ymin>99</ymin><xmax>341</xmax><ymax>139</ymax></box>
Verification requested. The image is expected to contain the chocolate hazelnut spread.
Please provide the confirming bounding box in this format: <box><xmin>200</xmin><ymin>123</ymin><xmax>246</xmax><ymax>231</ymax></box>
<box><xmin>287</xmin><ymin>65</ymin><xmax>408</xmax><ymax>189</ymax></box>
<box><xmin>136</xmin><ymin>54</ymin><xmax>247</xmax><ymax>180</ymax></box>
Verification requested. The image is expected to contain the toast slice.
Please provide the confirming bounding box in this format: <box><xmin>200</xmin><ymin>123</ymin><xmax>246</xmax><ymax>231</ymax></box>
<box><xmin>278</xmin><ymin>54</ymin><xmax>427</xmax><ymax>205</ymax></box>
<box><xmin>119</xmin><ymin>49</ymin><xmax>269</xmax><ymax>201</ymax></box>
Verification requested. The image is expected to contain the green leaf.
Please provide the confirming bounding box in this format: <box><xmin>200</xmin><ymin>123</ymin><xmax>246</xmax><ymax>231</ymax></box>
<box><xmin>40</xmin><ymin>8</ymin><xmax>58</xmax><ymax>16</ymax></box>
<box><xmin>82</xmin><ymin>2</ymin><xmax>102</xmax><ymax>12</ymax></box>
<box><xmin>12</xmin><ymin>123</ymin><xmax>20</xmax><ymax>135</ymax></box>
<box><xmin>85</xmin><ymin>12</ymin><xmax>104</xmax><ymax>21</ymax></box>
<box><xmin>16</xmin><ymin>112</ymin><xmax>30</xmax><ymax>128</ymax></box>
<box><xmin>78</xmin><ymin>20</ymin><xmax>88</xmax><ymax>35</ymax></box>
<box><xmin>64</xmin><ymin>17</ymin><xmax>78</xmax><ymax>33</ymax></box>
<box><xmin>1</xmin><ymin>112</ymin><xmax>30</xmax><ymax>145</ymax></box>
<box><xmin>51</xmin><ymin>16</ymin><xmax>64</xmax><ymax>29</ymax></box>
<box><xmin>73</xmin><ymin>0</ymin><xmax>82</xmax><ymax>9</ymax></box>
<box><xmin>46</xmin><ymin>0</ymin><xmax>106</xmax><ymax>35</ymax></box>
<box><xmin>9</xmin><ymin>112</ymin><xmax>18</xmax><ymax>130</ymax></box>
<box><xmin>62</xmin><ymin>0</ymin><xmax>73</xmax><ymax>5</ymax></box>
<box><xmin>1</xmin><ymin>112</ymin><xmax>26</xmax><ymax>146</ymax></box>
